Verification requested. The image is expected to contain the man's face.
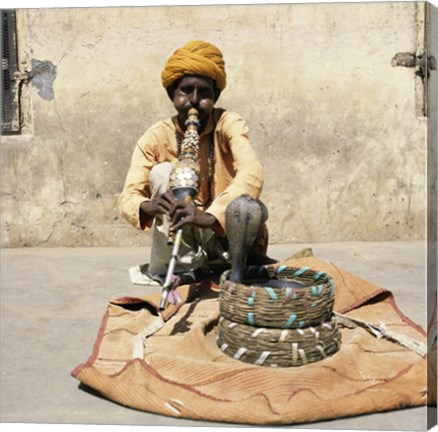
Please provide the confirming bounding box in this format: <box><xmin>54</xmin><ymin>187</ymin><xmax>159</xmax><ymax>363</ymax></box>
<box><xmin>172</xmin><ymin>75</ymin><xmax>216</xmax><ymax>130</ymax></box>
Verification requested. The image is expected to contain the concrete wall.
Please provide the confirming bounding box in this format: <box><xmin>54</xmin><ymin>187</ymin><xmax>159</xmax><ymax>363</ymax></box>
<box><xmin>1</xmin><ymin>2</ymin><xmax>430</xmax><ymax>247</ymax></box>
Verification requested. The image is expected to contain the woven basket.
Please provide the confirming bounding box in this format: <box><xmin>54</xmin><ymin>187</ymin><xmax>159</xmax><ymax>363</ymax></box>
<box><xmin>219</xmin><ymin>265</ymin><xmax>335</xmax><ymax>329</ymax></box>
<box><xmin>216</xmin><ymin>314</ymin><xmax>341</xmax><ymax>367</ymax></box>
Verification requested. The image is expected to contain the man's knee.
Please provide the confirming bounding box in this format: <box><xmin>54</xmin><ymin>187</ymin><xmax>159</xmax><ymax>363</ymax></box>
<box><xmin>150</xmin><ymin>162</ymin><xmax>173</xmax><ymax>197</ymax></box>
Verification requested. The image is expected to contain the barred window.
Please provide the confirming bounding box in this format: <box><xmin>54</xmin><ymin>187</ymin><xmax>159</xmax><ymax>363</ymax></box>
<box><xmin>1</xmin><ymin>10</ymin><xmax>20</xmax><ymax>134</ymax></box>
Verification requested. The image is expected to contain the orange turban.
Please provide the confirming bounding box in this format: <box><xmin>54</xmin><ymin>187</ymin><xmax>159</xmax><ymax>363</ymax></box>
<box><xmin>161</xmin><ymin>40</ymin><xmax>226</xmax><ymax>91</ymax></box>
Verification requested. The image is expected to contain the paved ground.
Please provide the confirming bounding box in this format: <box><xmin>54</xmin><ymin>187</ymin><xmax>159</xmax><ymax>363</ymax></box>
<box><xmin>0</xmin><ymin>241</ymin><xmax>436</xmax><ymax>431</ymax></box>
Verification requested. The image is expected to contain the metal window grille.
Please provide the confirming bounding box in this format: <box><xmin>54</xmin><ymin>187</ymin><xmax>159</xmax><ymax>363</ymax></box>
<box><xmin>1</xmin><ymin>10</ymin><xmax>20</xmax><ymax>134</ymax></box>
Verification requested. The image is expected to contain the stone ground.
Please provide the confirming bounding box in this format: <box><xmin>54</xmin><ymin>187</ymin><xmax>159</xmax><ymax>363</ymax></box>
<box><xmin>1</xmin><ymin>241</ymin><xmax>436</xmax><ymax>431</ymax></box>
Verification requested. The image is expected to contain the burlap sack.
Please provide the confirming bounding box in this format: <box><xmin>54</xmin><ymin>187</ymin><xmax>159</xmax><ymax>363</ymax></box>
<box><xmin>72</xmin><ymin>255</ymin><xmax>436</xmax><ymax>425</ymax></box>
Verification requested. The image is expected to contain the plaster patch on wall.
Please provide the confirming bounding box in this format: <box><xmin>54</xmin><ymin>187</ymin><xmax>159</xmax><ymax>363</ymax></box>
<box><xmin>30</xmin><ymin>59</ymin><xmax>56</xmax><ymax>101</ymax></box>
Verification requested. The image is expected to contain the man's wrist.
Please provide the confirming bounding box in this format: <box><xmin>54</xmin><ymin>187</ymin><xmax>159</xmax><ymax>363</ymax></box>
<box><xmin>204</xmin><ymin>212</ymin><xmax>224</xmax><ymax>234</ymax></box>
<box><xmin>202</xmin><ymin>212</ymin><xmax>217</xmax><ymax>228</ymax></box>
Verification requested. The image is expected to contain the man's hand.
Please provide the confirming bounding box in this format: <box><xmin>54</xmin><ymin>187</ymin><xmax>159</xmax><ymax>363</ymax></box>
<box><xmin>170</xmin><ymin>200</ymin><xmax>216</xmax><ymax>232</ymax></box>
<box><xmin>140</xmin><ymin>189</ymin><xmax>179</xmax><ymax>218</ymax></box>
<box><xmin>140</xmin><ymin>189</ymin><xmax>217</xmax><ymax>232</ymax></box>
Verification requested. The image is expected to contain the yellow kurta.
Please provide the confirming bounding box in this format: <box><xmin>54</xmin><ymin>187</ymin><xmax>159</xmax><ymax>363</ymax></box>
<box><xmin>117</xmin><ymin>108</ymin><xmax>264</xmax><ymax>235</ymax></box>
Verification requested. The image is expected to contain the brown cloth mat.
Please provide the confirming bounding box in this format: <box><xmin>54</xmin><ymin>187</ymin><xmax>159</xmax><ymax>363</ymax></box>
<box><xmin>72</xmin><ymin>254</ymin><xmax>436</xmax><ymax>425</ymax></box>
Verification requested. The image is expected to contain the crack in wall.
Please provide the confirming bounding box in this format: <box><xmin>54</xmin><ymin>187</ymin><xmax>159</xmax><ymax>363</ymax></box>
<box><xmin>53</xmin><ymin>99</ymin><xmax>71</xmax><ymax>217</ymax></box>
<box><xmin>37</xmin><ymin>219</ymin><xmax>62</xmax><ymax>245</ymax></box>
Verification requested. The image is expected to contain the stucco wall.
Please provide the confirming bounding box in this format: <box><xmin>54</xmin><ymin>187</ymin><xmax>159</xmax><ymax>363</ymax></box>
<box><xmin>1</xmin><ymin>2</ymin><xmax>429</xmax><ymax>247</ymax></box>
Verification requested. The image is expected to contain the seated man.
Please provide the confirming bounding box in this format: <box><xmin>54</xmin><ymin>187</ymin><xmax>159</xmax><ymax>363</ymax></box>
<box><xmin>118</xmin><ymin>40</ymin><xmax>273</xmax><ymax>286</ymax></box>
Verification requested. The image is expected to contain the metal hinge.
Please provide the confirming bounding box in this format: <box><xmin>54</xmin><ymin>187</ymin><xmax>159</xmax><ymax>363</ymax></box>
<box><xmin>391</xmin><ymin>51</ymin><xmax>437</xmax><ymax>80</ymax></box>
<box><xmin>12</xmin><ymin>61</ymin><xmax>55</xmax><ymax>82</ymax></box>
